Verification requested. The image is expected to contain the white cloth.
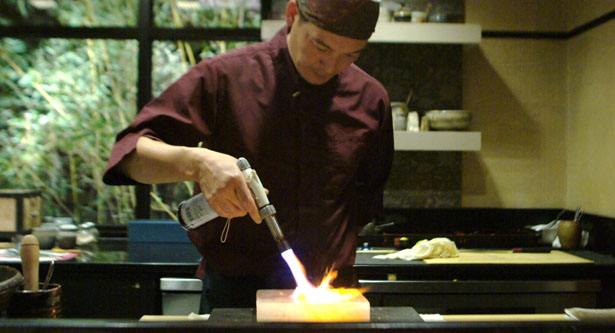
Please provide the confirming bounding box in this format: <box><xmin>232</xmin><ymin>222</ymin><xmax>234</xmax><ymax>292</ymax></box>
<box><xmin>373</xmin><ymin>237</ymin><xmax>459</xmax><ymax>261</ymax></box>
<box><xmin>188</xmin><ymin>313</ymin><xmax>210</xmax><ymax>320</ymax></box>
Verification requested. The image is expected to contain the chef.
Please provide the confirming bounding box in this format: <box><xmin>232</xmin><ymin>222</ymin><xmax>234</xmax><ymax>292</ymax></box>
<box><xmin>103</xmin><ymin>0</ymin><xmax>393</xmax><ymax>313</ymax></box>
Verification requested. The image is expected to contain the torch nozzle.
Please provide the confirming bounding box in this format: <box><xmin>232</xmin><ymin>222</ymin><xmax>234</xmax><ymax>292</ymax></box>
<box><xmin>237</xmin><ymin>157</ymin><xmax>291</xmax><ymax>254</ymax></box>
<box><xmin>264</xmin><ymin>215</ymin><xmax>291</xmax><ymax>253</ymax></box>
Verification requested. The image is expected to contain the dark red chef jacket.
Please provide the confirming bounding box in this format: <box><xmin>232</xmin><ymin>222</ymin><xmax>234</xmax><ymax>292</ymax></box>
<box><xmin>103</xmin><ymin>27</ymin><xmax>393</xmax><ymax>282</ymax></box>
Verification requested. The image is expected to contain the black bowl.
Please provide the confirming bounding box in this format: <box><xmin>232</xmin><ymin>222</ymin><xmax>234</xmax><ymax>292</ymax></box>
<box><xmin>0</xmin><ymin>266</ymin><xmax>24</xmax><ymax>314</ymax></box>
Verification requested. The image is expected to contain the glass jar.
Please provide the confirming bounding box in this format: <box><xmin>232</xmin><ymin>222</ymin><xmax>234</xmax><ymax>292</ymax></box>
<box><xmin>393</xmin><ymin>4</ymin><xmax>412</xmax><ymax>22</ymax></box>
<box><xmin>76</xmin><ymin>222</ymin><xmax>98</xmax><ymax>246</ymax></box>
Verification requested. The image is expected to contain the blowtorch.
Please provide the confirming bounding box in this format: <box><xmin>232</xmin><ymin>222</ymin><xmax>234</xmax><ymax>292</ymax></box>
<box><xmin>237</xmin><ymin>158</ymin><xmax>291</xmax><ymax>252</ymax></box>
<box><xmin>178</xmin><ymin>157</ymin><xmax>291</xmax><ymax>253</ymax></box>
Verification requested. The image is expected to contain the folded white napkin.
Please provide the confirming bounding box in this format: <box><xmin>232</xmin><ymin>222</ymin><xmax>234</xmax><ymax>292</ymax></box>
<box><xmin>373</xmin><ymin>237</ymin><xmax>459</xmax><ymax>261</ymax></box>
<box><xmin>188</xmin><ymin>312</ymin><xmax>210</xmax><ymax>320</ymax></box>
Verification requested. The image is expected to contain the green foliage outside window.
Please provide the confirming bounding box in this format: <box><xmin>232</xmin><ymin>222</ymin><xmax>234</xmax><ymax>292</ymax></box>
<box><xmin>0</xmin><ymin>0</ymin><xmax>260</xmax><ymax>225</ymax></box>
<box><xmin>154</xmin><ymin>0</ymin><xmax>261</xmax><ymax>28</ymax></box>
<box><xmin>0</xmin><ymin>37</ymin><xmax>138</xmax><ymax>225</ymax></box>
<box><xmin>0</xmin><ymin>0</ymin><xmax>138</xmax><ymax>27</ymax></box>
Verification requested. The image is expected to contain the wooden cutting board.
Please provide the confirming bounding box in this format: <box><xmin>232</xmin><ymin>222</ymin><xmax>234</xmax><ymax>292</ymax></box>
<box><xmin>441</xmin><ymin>314</ymin><xmax>571</xmax><ymax>322</ymax></box>
<box><xmin>424</xmin><ymin>250</ymin><xmax>593</xmax><ymax>264</ymax></box>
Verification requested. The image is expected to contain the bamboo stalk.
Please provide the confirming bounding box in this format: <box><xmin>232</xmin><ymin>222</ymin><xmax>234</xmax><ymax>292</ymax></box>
<box><xmin>150</xmin><ymin>191</ymin><xmax>178</xmax><ymax>221</ymax></box>
<box><xmin>68</xmin><ymin>151</ymin><xmax>81</xmax><ymax>223</ymax></box>
<box><xmin>169</xmin><ymin>0</ymin><xmax>191</xmax><ymax>70</ymax></box>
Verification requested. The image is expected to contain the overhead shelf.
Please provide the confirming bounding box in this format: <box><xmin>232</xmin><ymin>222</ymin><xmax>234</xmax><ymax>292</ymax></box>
<box><xmin>394</xmin><ymin>131</ymin><xmax>481</xmax><ymax>151</ymax></box>
<box><xmin>261</xmin><ymin>20</ymin><xmax>481</xmax><ymax>44</ymax></box>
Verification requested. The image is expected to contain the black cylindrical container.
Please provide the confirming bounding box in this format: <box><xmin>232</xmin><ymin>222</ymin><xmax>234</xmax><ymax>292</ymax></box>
<box><xmin>8</xmin><ymin>283</ymin><xmax>62</xmax><ymax>318</ymax></box>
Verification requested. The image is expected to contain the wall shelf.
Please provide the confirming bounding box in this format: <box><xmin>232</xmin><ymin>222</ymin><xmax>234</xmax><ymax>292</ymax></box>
<box><xmin>261</xmin><ymin>20</ymin><xmax>481</xmax><ymax>44</ymax></box>
<box><xmin>394</xmin><ymin>131</ymin><xmax>481</xmax><ymax>151</ymax></box>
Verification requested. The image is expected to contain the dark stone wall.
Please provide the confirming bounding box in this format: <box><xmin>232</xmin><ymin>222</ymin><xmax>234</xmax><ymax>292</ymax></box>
<box><xmin>355</xmin><ymin>43</ymin><xmax>463</xmax><ymax>208</ymax></box>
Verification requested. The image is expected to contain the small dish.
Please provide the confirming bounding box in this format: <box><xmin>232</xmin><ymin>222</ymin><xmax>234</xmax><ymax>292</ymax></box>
<box><xmin>425</xmin><ymin>110</ymin><xmax>471</xmax><ymax>130</ymax></box>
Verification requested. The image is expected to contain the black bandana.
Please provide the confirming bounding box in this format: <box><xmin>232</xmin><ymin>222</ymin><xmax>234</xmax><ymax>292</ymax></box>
<box><xmin>296</xmin><ymin>0</ymin><xmax>380</xmax><ymax>40</ymax></box>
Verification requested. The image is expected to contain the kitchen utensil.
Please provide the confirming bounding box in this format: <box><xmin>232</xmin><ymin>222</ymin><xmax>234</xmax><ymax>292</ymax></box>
<box><xmin>9</xmin><ymin>235</ymin><xmax>62</xmax><ymax>319</ymax></box>
<box><xmin>7</xmin><ymin>283</ymin><xmax>62</xmax><ymax>318</ymax></box>
<box><xmin>256</xmin><ymin>289</ymin><xmax>370</xmax><ymax>322</ymax></box>
<box><xmin>425</xmin><ymin>110</ymin><xmax>471</xmax><ymax>130</ymax></box>
<box><xmin>574</xmin><ymin>207</ymin><xmax>583</xmax><ymax>222</ymax></box>
<box><xmin>405</xmin><ymin>88</ymin><xmax>414</xmax><ymax>105</ymax></box>
<box><xmin>0</xmin><ymin>266</ymin><xmax>24</xmax><ymax>314</ymax></box>
<box><xmin>558</xmin><ymin>220</ymin><xmax>582</xmax><ymax>250</ymax></box>
<box><xmin>512</xmin><ymin>247</ymin><xmax>551</xmax><ymax>253</ymax></box>
<box><xmin>20</xmin><ymin>235</ymin><xmax>39</xmax><ymax>291</ymax></box>
<box><xmin>42</xmin><ymin>261</ymin><xmax>54</xmax><ymax>291</ymax></box>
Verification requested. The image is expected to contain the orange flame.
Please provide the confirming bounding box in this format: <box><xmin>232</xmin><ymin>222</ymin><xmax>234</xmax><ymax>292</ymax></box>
<box><xmin>281</xmin><ymin>249</ymin><xmax>364</xmax><ymax>303</ymax></box>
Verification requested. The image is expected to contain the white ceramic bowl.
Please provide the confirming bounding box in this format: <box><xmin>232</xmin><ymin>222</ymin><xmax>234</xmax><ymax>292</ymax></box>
<box><xmin>425</xmin><ymin>110</ymin><xmax>471</xmax><ymax>130</ymax></box>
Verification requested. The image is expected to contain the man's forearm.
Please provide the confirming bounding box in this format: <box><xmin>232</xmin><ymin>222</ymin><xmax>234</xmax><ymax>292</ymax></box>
<box><xmin>118</xmin><ymin>136</ymin><xmax>261</xmax><ymax>222</ymax></box>
<box><xmin>118</xmin><ymin>136</ymin><xmax>197</xmax><ymax>184</ymax></box>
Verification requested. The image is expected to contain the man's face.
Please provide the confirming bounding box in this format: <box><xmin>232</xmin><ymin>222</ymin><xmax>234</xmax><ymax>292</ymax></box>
<box><xmin>287</xmin><ymin>15</ymin><xmax>368</xmax><ymax>85</ymax></box>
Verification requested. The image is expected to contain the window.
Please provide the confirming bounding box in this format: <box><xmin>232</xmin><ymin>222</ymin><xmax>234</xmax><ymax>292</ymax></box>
<box><xmin>0</xmin><ymin>0</ymin><xmax>265</xmax><ymax>225</ymax></box>
<box><xmin>0</xmin><ymin>38</ymin><xmax>138</xmax><ymax>224</ymax></box>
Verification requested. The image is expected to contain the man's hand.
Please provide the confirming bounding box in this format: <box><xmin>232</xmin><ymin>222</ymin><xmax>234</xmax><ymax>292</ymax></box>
<box><xmin>119</xmin><ymin>137</ymin><xmax>261</xmax><ymax>224</ymax></box>
<box><xmin>189</xmin><ymin>148</ymin><xmax>262</xmax><ymax>224</ymax></box>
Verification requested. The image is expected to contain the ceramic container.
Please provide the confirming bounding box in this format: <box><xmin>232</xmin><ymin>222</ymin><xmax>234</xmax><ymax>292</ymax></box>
<box><xmin>558</xmin><ymin>220</ymin><xmax>582</xmax><ymax>250</ymax></box>
<box><xmin>391</xmin><ymin>102</ymin><xmax>409</xmax><ymax>130</ymax></box>
<box><xmin>31</xmin><ymin>223</ymin><xmax>59</xmax><ymax>250</ymax></box>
